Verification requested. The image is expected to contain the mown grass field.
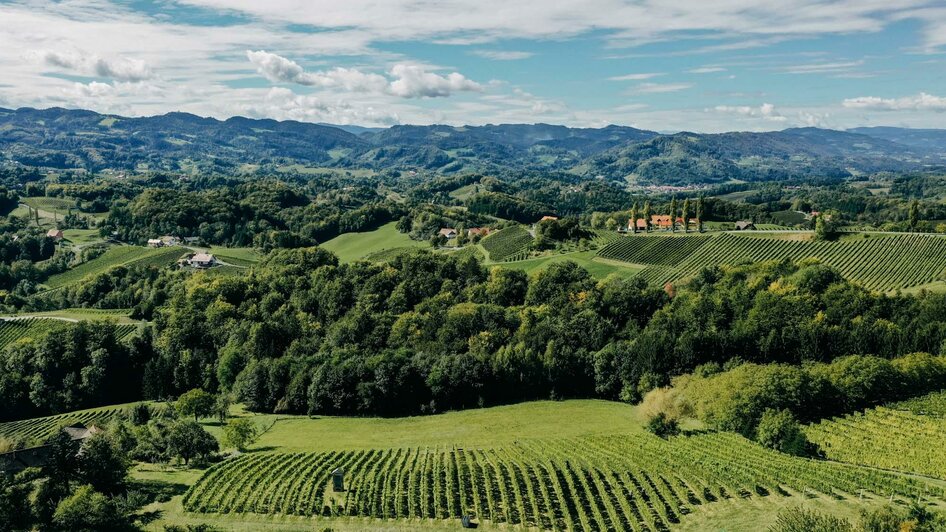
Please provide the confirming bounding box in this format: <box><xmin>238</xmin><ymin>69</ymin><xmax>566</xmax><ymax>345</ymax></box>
<box><xmin>319</xmin><ymin>222</ymin><xmax>427</xmax><ymax>263</ymax></box>
<box><xmin>206</xmin><ymin>246</ymin><xmax>262</xmax><ymax>267</ymax></box>
<box><xmin>120</xmin><ymin>400</ymin><xmax>946</xmax><ymax>531</ymax></box>
<box><xmin>44</xmin><ymin>245</ymin><xmax>186</xmax><ymax>289</ymax></box>
<box><xmin>598</xmin><ymin>232</ymin><xmax>946</xmax><ymax>292</ymax></box>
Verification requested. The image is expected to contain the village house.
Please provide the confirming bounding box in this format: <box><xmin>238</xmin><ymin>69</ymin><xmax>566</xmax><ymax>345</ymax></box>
<box><xmin>0</xmin><ymin>423</ymin><xmax>101</xmax><ymax>473</ymax></box>
<box><xmin>466</xmin><ymin>227</ymin><xmax>491</xmax><ymax>237</ymax></box>
<box><xmin>46</xmin><ymin>228</ymin><xmax>64</xmax><ymax>241</ymax></box>
<box><xmin>438</xmin><ymin>228</ymin><xmax>457</xmax><ymax>239</ymax></box>
<box><xmin>734</xmin><ymin>220</ymin><xmax>756</xmax><ymax>231</ymax></box>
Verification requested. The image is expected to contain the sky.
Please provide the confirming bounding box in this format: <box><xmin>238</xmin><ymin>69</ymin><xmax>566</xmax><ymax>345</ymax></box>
<box><xmin>0</xmin><ymin>0</ymin><xmax>944</xmax><ymax>132</ymax></box>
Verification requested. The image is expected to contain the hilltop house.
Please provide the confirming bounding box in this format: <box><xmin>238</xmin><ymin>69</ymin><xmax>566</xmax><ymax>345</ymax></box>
<box><xmin>438</xmin><ymin>228</ymin><xmax>457</xmax><ymax>239</ymax></box>
<box><xmin>46</xmin><ymin>229</ymin><xmax>64</xmax><ymax>241</ymax></box>
<box><xmin>184</xmin><ymin>253</ymin><xmax>218</xmax><ymax>269</ymax></box>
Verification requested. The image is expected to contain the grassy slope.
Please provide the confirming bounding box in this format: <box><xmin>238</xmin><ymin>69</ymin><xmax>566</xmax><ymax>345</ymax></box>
<box><xmin>496</xmin><ymin>250</ymin><xmax>644</xmax><ymax>279</ymax></box>
<box><xmin>319</xmin><ymin>222</ymin><xmax>426</xmax><ymax>263</ymax></box>
<box><xmin>253</xmin><ymin>399</ymin><xmax>644</xmax><ymax>452</ymax></box>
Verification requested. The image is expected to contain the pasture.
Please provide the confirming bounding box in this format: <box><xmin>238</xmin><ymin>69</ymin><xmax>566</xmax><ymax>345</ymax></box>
<box><xmin>319</xmin><ymin>222</ymin><xmax>427</xmax><ymax>263</ymax></box>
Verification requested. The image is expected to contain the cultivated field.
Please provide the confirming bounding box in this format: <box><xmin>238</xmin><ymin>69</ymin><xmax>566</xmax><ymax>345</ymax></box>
<box><xmin>44</xmin><ymin>245</ymin><xmax>187</xmax><ymax>289</ymax></box>
<box><xmin>597</xmin><ymin>232</ymin><xmax>946</xmax><ymax>291</ymax></box>
<box><xmin>0</xmin><ymin>317</ymin><xmax>136</xmax><ymax>350</ymax></box>
<box><xmin>806</xmin><ymin>392</ymin><xmax>946</xmax><ymax>480</ymax></box>
<box><xmin>480</xmin><ymin>226</ymin><xmax>534</xmax><ymax>262</ymax></box>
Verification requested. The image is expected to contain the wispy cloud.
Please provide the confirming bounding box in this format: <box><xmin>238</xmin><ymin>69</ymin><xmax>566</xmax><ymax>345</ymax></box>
<box><xmin>628</xmin><ymin>82</ymin><xmax>692</xmax><ymax>94</ymax></box>
<box><xmin>781</xmin><ymin>60</ymin><xmax>864</xmax><ymax>74</ymax></box>
<box><xmin>843</xmin><ymin>92</ymin><xmax>946</xmax><ymax>111</ymax></box>
<box><xmin>688</xmin><ymin>66</ymin><xmax>726</xmax><ymax>74</ymax></box>
<box><xmin>471</xmin><ymin>50</ymin><xmax>534</xmax><ymax>60</ymax></box>
<box><xmin>608</xmin><ymin>72</ymin><xmax>663</xmax><ymax>81</ymax></box>
<box><xmin>712</xmin><ymin>103</ymin><xmax>786</xmax><ymax>121</ymax></box>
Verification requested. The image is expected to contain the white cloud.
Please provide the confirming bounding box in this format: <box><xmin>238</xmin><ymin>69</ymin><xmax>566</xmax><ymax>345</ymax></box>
<box><xmin>608</xmin><ymin>73</ymin><xmax>663</xmax><ymax>81</ymax></box>
<box><xmin>842</xmin><ymin>92</ymin><xmax>946</xmax><ymax>111</ymax></box>
<box><xmin>713</xmin><ymin>103</ymin><xmax>787</xmax><ymax>121</ymax></box>
<box><xmin>688</xmin><ymin>66</ymin><xmax>726</xmax><ymax>74</ymax></box>
<box><xmin>387</xmin><ymin>64</ymin><xmax>482</xmax><ymax>98</ymax></box>
<box><xmin>38</xmin><ymin>50</ymin><xmax>153</xmax><ymax>81</ymax></box>
<box><xmin>247</xmin><ymin>50</ymin><xmax>480</xmax><ymax>98</ymax></box>
<box><xmin>471</xmin><ymin>50</ymin><xmax>534</xmax><ymax>60</ymax></box>
<box><xmin>629</xmin><ymin>82</ymin><xmax>692</xmax><ymax>94</ymax></box>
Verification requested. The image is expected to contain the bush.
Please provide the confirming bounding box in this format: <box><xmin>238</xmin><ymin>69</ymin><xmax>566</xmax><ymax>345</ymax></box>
<box><xmin>645</xmin><ymin>412</ymin><xmax>680</xmax><ymax>438</ymax></box>
<box><xmin>755</xmin><ymin>409</ymin><xmax>808</xmax><ymax>456</ymax></box>
<box><xmin>222</xmin><ymin>418</ymin><xmax>259</xmax><ymax>451</ymax></box>
<box><xmin>769</xmin><ymin>507</ymin><xmax>852</xmax><ymax>532</ymax></box>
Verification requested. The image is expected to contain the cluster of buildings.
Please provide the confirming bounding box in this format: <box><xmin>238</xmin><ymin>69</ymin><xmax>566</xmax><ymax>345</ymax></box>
<box><xmin>0</xmin><ymin>423</ymin><xmax>100</xmax><ymax>473</ymax></box>
<box><xmin>437</xmin><ymin>227</ymin><xmax>492</xmax><ymax>240</ymax></box>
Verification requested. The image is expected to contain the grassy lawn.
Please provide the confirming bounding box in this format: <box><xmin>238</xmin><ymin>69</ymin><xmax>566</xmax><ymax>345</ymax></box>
<box><xmin>206</xmin><ymin>246</ymin><xmax>262</xmax><ymax>267</ymax></box>
<box><xmin>63</xmin><ymin>228</ymin><xmax>105</xmax><ymax>245</ymax></box>
<box><xmin>496</xmin><ymin>250</ymin><xmax>645</xmax><ymax>279</ymax></box>
<box><xmin>319</xmin><ymin>222</ymin><xmax>427</xmax><ymax>263</ymax></box>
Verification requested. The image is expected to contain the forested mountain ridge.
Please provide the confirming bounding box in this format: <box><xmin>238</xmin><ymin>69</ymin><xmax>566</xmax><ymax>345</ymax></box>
<box><xmin>0</xmin><ymin>106</ymin><xmax>943</xmax><ymax>183</ymax></box>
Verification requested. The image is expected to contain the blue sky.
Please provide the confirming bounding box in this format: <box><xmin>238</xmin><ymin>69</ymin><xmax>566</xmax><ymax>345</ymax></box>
<box><xmin>0</xmin><ymin>0</ymin><xmax>944</xmax><ymax>131</ymax></box>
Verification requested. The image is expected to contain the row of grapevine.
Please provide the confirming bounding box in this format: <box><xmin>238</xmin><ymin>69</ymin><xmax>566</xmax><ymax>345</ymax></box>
<box><xmin>602</xmin><ymin>233</ymin><xmax>946</xmax><ymax>292</ymax></box>
<box><xmin>596</xmin><ymin>235</ymin><xmax>711</xmax><ymax>266</ymax></box>
<box><xmin>183</xmin><ymin>431</ymin><xmax>942</xmax><ymax>530</ymax></box>
<box><xmin>892</xmin><ymin>390</ymin><xmax>946</xmax><ymax>416</ymax></box>
<box><xmin>0</xmin><ymin>402</ymin><xmax>160</xmax><ymax>442</ymax></box>
<box><xmin>806</xmin><ymin>405</ymin><xmax>946</xmax><ymax>480</ymax></box>
<box><xmin>481</xmin><ymin>226</ymin><xmax>535</xmax><ymax>262</ymax></box>
<box><xmin>44</xmin><ymin>245</ymin><xmax>186</xmax><ymax>289</ymax></box>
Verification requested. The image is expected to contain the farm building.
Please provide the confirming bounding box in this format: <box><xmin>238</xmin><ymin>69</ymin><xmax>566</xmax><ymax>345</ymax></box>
<box><xmin>438</xmin><ymin>228</ymin><xmax>458</xmax><ymax>239</ymax></box>
<box><xmin>650</xmin><ymin>215</ymin><xmax>673</xmax><ymax>230</ymax></box>
<box><xmin>538</xmin><ymin>215</ymin><xmax>558</xmax><ymax>222</ymax></box>
<box><xmin>46</xmin><ymin>229</ymin><xmax>64</xmax><ymax>241</ymax></box>
<box><xmin>148</xmin><ymin>236</ymin><xmax>180</xmax><ymax>247</ymax></box>
<box><xmin>734</xmin><ymin>221</ymin><xmax>756</xmax><ymax>230</ymax></box>
<box><xmin>185</xmin><ymin>253</ymin><xmax>218</xmax><ymax>269</ymax></box>
<box><xmin>467</xmin><ymin>227</ymin><xmax>491</xmax><ymax>237</ymax></box>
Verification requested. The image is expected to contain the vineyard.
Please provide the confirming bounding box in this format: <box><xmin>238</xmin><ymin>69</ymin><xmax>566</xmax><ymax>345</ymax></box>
<box><xmin>183</xmin><ymin>431</ymin><xmax>940</xmax><ymax>531</ymax></box>
<box><xmin>481</xmin><ymin>226</ymin><xmax>534</xmax><ymax>262</ymax></box>
<box><xmin>0</xmin><ymin>402</ymin><xmax>156</xmax><ymax>443</ymax></box>
<box><xmin>806</xmin><ymin>394</ymin><xmax>946</xmax><ymax>480</ymax></box>
<box><xmin>44</xmin><ymin>245</ymin><xmax>187</xmax><ymax>289</ymax></box>
<box><xmin>0</xmin><ymin>317</ymin><xmax>137</xmax><ymax>350</ymax></box>
<box><xmin>597</xmin><ymin>232</ymin><xmax>946</xmax><ymax>291</ymax></box>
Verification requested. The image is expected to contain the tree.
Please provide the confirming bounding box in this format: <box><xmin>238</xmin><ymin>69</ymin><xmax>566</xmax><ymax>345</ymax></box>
<box><xmin>696</xmin><ymin>195</ymin><xmax>704</xmax><ymax>233</ymax></box>
<box><xmin>909</xmin><ymin>199</ymin><xmax>919</xmax><ymax>232</ymax></box>
<box><xmin>77</xmin><ymin>433</ymin><xmax>129</xmax><ymax>495</ymax></box>
<box><xmin>167</xmin><ymin>421</ymin><xmax>218</xmax><ymax>466</ymax></box>
<box><xmin>755</xmin><ymin>408</ymin><xmax>808</xmax><ymax>456</ymax></box>
<box><xmin>222</xmin><ymin>418</ymin><xmax>259</xmax><ymax>451</ymax></box>
<box><xmin>668</xmin><ymin>198</ymin><xmax>678</xmax><ymax>233</ymax></box>
<box><xmin>630</xmin><ymin>202</ymin><xmax>639</xmax><ymax>234</ymax></box>
<box><xmin>215</xmin><ymin>393</ymin><xmax>232</xmax><ymax>424</ymax></box>
<box><xmin>813</xmin><ymin>214</ymin><xmax>835</xmax><ymax>241</ymax></box>
<box><xmin>681</xmin><ymin>198</ymin><xmax>690</xmax><ymax>233</ymax></box>
<box><xmin>643</xmin><ymin>202</ymin><xmax>651</xmax><ymax>233</ymax></box>
<box><xmin>176</xmin><ymin>389</ymin><xmax>216</xmax><ymax>422</ymax></box>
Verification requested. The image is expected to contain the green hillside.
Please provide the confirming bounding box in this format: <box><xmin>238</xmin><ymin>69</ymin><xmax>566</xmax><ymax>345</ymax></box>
<box><xmin>319</xmin><ymin>222</ymin><xmax>427</xmax><ymax>263</ymax></box>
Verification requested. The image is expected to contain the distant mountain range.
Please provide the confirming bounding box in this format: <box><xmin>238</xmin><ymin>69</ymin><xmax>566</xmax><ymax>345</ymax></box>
<box><xmin>0</xmin><ymin>107</ymin><xmax>942</xmax><ymax>184</ymax></box>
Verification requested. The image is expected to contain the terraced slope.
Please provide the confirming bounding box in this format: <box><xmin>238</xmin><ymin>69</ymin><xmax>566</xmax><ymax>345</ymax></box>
<box><xmin>0</xmin><ymin>317</ymin><xmax>136</xmax><ymax>350</ymax></box>
<box><xmin>598</xmin><ymin>233</ymin><xmax>946</xmax><ymax>291</ymax></box>
<box><xmin>183</xmin><ymin>431</ymin><xmax>938</xmax><ymax>531</ymax></box>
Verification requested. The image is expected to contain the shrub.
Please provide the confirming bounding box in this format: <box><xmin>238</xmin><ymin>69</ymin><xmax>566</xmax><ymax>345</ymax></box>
<box><xmin>769</xmin><ymin>507</ymin><xmax>852</xmax><ymax>532</ymax></box>
<box><xmin>645</xmin><ymin>412</ymin><xmax>680</xmax><ymax>438</ymax></box>
<box><xmin>53</xmin><ymin>485</ymin><xmax>127</xmax><ymax>531</ymax></box>
<box><xmin>755</xmin><ymin>409</ymin><xmax>808</xmax><ymax>456</ymax></box>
